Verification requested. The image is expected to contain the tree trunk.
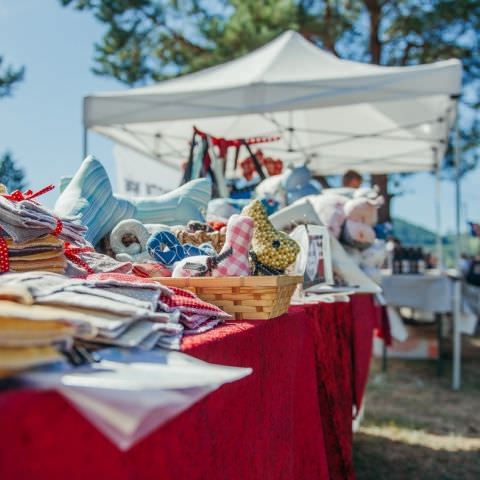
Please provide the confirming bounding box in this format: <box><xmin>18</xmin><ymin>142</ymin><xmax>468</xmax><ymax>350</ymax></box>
<box><xmin>365</xmin><ymin>1</ymin><xmax>391</xmax><ymax>223</ymax></box>
<box><xmin>371</xmin><ymin>173</ymin><xmax>391</xmax><ymax>223</ymax></box>
<box><xmin>365</xmin><ymin>0</ymin><xmax>382</xmax><ymax>64</ymax></box>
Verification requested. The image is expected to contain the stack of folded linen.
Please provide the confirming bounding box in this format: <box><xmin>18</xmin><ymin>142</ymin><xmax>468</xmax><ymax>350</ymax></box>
<box><xmin>64</xmin><ymin>248</ymin><xmax>132</xmax><ymax>278</ymax></box>
<box><xmin>0</xmin><ymin>272</ymin><xmax>229</xmax><ymax>355</ymax></box>
<box><xmin>0</xmin><ymin>188</ymin><xmax>87</xmax><ymax>275</ymax></box>
<box><xmin>4</xmin><ymin>235</ymin><xmax>66</xmax><ymax>273</ymax></box>
<box><xmin>0</xmin><ymin>285</ymin><xmax>94</xmax><ymax>377</ymax></box>
<box><xmin>0</xmin><ymin>194</ymin><xmax>86</xmax><ymax>244</ymax></box>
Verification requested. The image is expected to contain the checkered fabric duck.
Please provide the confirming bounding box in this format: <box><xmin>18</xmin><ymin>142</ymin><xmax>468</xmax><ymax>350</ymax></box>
<box><xmin>172</xmin><ymin>214</ymin><xmax>253</xmax><ymax>277</ymax></box>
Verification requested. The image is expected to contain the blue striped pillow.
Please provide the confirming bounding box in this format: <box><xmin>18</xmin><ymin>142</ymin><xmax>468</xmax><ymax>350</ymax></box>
<box><xmin>129</xmin><ymin>178</ymin><xmax>211</xmax><ymax>225</ymax></box>
<box><xmin>55</xmin><ymin>156</ymin><xmax>212</xmax><ymax>245</ymax></box>
<box><xmin>54</xmin><ymin>156</ymin><xmax>137</xmax><ymax>245</ymax></box>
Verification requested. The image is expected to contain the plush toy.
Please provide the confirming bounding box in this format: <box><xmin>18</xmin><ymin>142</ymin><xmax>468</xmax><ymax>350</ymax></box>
<box><xmin>342</xmin><ymin>219</ymin><xmax>376</xmax><ymax>250</ymax></box>
<box><xmin>254</xmin><ymin>174</ymin><xmax>285</xmax><ymax>206</ymax></box>
<box><xmin>131</xmin><ymin>178</ymin><xmax>211</xmax><ymax>225</ymax></box>
<box><xmin>239</xmin><ymin>156</ymin><xmax>257</xmax><ymax>182</ymax></box>
<box><xmin>170</xmin><ymin>225</ymin><xmax>226</xmax><ymax>253</ymax></box>
<box><xmin>110</xmin><ymin>219</ymin><xmax>151</xmax><ymax>262</ymax></box>
<box><xmin>172</xmin><ymin>214</ymin><xmax>253</xmax><ymax>277</ymax></box>
<box><xmin>281</xmin><ymin>165</ymin><xmax>322</xmax><ymax>205</ymax></box>
<box><xmin>341</xmin><ymin>192</ymin><xmax>384</xmax><ymax>249</ymax></box>
<box><xmin>242</xmin><ymin>200</ymin><xmax>300</xmax><ymax>275</ymax></box>
<box><xmin>308</xmin><ymin>188</ymin><xmax>384</xmax><ymax>250</ymax></box>
<box><xmin>309</xmin><ymin>194</ymin><xmax>348</xmax><ymax>238</ymax></box>
<box><xmin>55</xmin><ymin>156</ymin><xmax>211</xmax><ymax>245</ymax></box>
<box><xmin>262</xmin><ymin>156</ymin><xmax>283</xmax><ymax>176</ymax></box>
<box><xmin>213</xmin><ymin>215</ymin><xmax>253</xmax><ymax>276</ymax></box>
<box><xmin>344</xmin><ymin>195</ymin><xmax>383</xmax><ymax>226</ymax></box>
<box><xmin>253</xmin><ymin>164</ymin><xmax>321</xmax><ymax>208</ymax></box>
<box><xmin>147</xmin><ymin>230</ymin><xmax>215</xmax><ymax>267</ymax></box>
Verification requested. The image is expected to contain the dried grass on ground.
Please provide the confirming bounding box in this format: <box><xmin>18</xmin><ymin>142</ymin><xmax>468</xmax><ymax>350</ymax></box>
<box><xmin>355</xmin><ymin>334</ymin><xmax>480</xmax><ymax>480</ymax></box>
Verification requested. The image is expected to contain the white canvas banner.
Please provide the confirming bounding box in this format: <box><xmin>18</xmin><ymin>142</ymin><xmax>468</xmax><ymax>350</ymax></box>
<box><xmin>114</xmin><ymin>144</ymin><xmax>182</xmax><ymax>197</ymax></box>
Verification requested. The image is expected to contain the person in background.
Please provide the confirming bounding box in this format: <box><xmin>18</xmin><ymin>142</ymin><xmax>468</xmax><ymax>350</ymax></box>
<box><xmin>342</xmin><ymin>169</ymin><xmax>363</xmax><ymax>189</ymax></box>
<box><xmin>425</xmin><ymin>252</ymin><xmax>438</xmax><ymax>269</ymax></box>
<box><xmin>458</xmin><ymin>253</ymin><xmax>472</xmax><ymax>276</ymax></box>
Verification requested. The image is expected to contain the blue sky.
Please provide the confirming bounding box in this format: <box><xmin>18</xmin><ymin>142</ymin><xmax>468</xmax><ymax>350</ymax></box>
<box><xmin>0</xmin><ymin>0</ymin><xmax>477</xmax><ymax>233</ymax></box>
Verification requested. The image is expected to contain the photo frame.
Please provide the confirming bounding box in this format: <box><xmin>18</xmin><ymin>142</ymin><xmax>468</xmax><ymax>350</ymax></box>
<box><xmin>289</xmin><ymin>224</ymin><xmax>334</xmax><ymax>290</ymax></box>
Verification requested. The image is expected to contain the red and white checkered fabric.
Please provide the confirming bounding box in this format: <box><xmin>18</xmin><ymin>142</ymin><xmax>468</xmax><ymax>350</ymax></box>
<box><xmin>87</xmin><ymin>272</ymin><xmax>229</xmax><ymax>319</ymax></box>
<box><xmin>86</xmin><ymin>272</ymin><xmax>172</xmax><ymax>295</ymax></box>
<box><xmin>161</xmin><ymin>286</ymin><xmax>230</xmax><ymax>319</ymax></box>
<box><xmin>213</xmin><ymin>214</ymin><xmax>253</xmax><ymax>277</ymax></box>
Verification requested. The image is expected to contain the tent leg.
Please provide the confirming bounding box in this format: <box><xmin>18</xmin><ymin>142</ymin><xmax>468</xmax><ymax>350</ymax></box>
<box><xmin>82</xmin><ymin>127</ymin><xmax>88</xmax><ymax>160</ymax></box>
<box><xmin>452</xmin><ymin>108</ymin><xmax>462</xmax><ymax>391</ymax></box>
<box><xmin>434</xmin><ymin>149</ymin><xmax>444</xmax><ymax>269</ymax></box>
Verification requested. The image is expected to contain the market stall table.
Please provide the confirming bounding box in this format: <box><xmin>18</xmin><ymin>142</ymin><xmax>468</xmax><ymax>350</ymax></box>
<box><xmin>381</xmin><ymin>270</ymin><xmax>463</xmax><ymax>388</ymax></box>
<box><xmin>0</xmin><ymin>295</ymin><xmax>378</xmax><ymax>480</ymax></box>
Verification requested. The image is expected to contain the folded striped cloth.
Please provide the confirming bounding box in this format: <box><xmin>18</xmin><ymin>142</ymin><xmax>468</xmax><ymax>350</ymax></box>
<box><xmin>0</xmin><ymin>195</ymin><xmax>86</xmax><ymax>244</ymax></box>
<box><xmin>0</xmin><ymin>284</ymin><xmax>94</xmax><ymax>377</ymax></box>
<box><xmin>1</xmin><ymin>235</ymin><xmax>67</xmax><ymax>274</ymax></box>
<box><xmin>0</xmin><ymin>346</ymin><xmax>63</xmax><ymax>378</ymax></box>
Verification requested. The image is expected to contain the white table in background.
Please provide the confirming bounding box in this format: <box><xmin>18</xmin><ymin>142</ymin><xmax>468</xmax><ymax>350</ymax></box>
<box><xmin>380</xmin><ymin>270</ymin><xmax>463</xmax><ymax>390</ymax></box>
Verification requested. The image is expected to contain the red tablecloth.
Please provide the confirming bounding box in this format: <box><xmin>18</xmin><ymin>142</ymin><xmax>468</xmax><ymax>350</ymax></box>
<box><xmin>0</xmin><ymin>295</ymin><xmax>377</xmax><ymax>480</ymax></box>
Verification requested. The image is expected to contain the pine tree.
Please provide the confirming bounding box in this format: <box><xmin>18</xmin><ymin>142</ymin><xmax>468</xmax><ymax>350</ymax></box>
<box><xmin>0</xmin><ymin>56</ymin><xmax>24</xmax><ymax>98</ymax></box>
<box><xmin>0</xmin><ymin>152</ymin><xmax>27</xmax><ymax>192</ymax></box>
<box><xmin>0</xmin><ymin>55</ymin><xmax>26</xmax><ymax>191</ymax></box>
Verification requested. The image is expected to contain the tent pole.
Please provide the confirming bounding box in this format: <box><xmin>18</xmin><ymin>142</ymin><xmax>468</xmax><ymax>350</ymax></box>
<box><xmin>82</xmin><ymin>127</ymin><xmax>88</xmax><ymax>160</ymax></box>
<box><xmin>243</xmin><ymin>140</ymin><xmax>266</xmax><ymax>180</ymax></box>
<box><xmin>433</xmin><ymin>148</ymin><xmax>444</xmax><ymax>269</ymax></box>
<box><xmin>82</xmin><ymin>96</ymin><xmax>88</xmax><ymax>160</ymax></box>
<box><xmin>452</xmin><ymin>100</ymin><xmax>462</xmax><ymax>391</ymax></box>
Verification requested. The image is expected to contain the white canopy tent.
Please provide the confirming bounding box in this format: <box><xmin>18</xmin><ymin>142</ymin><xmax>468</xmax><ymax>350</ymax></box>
<box><xmin>83</xmin><ymin>30</ymin><xmax>461</xmax><ymax>174</ymax></box>
<box><xmin>84</xmin><ymin>30</ymin><xmax>463</xmax><ymax>389</ymax></box>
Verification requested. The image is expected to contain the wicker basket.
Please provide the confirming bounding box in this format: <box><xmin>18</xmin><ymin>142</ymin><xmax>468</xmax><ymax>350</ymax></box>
<box><xmin>152</xmin><ymin>275</ymin><xmax>302</xmax><ymax>321</ymax></box>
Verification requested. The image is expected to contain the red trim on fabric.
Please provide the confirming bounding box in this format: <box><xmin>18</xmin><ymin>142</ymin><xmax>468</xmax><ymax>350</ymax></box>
<box><xmin>0</xmin><ymin>236</ymin><xmax>9</xmax><ymax>272</ymax></box>
<box><xmin>51</xmin><ymin>218</ymin><xmax>63</xmax><ymax>237</ymax></box>
<box><xmin>64</xmin><ymin>242</ymin><xmax>95</xmax><ymax>275</ymax></box>
<box><xmin>2</xmin><ymin>185</ymin><xmax>55</xmax><ymax>202</ymax></box>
